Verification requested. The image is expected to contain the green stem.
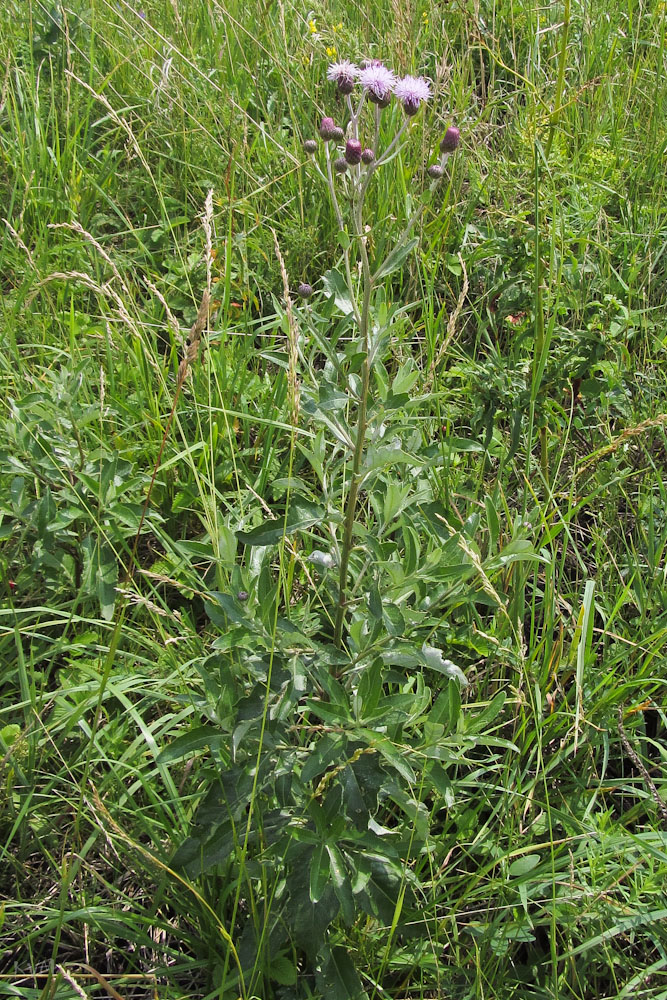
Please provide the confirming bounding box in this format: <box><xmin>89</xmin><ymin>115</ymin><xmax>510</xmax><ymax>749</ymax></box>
<box><xmin>334</xmin><ymin>215</ymin><xmax>372</xmax><ymax>648</ymax></box>
<box><xmin>531</xmin><ymin>147</ymin><xmax>548</xmax><ymax>486</ymax></box>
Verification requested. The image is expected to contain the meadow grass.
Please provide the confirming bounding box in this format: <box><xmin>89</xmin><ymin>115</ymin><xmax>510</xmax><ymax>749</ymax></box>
<box><xmin>1</xmin><ymin>0</ymin><xmax>667</xmax><ymax>998</ymax></box>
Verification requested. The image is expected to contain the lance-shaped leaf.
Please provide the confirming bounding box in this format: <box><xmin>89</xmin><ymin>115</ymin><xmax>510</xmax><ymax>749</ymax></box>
<box><xmin>236</xmin><ymin>500</ymin><xmax>324</xmax><ymax>547</ymax></box>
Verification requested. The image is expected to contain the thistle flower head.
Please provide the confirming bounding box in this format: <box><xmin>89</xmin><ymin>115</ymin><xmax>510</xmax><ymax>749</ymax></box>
<box><xmin>440</xmin><ymin>126</ymin><xmax>461</xmax><ymax>152</ymax></box>
<box><xmin>320</xmin><ymin>117</ymin><xmax>337</xmax><ymax>140</ymax></box>
<box><xmin>359</xmin><ymin>63</ymin><xmax>395</xmax><ymax>106</ymax></box>
<box><xmin>333</xmin><ymin>157</ymin><xmax>348</xmax><ymax>174</ymax></box>
<box><xmin>326</xmin><ymin>60</ymin><xmax>358</xmax><ymax>94</ymax></box>
<box><xmin>345</xmin><ymin>139</ymin><xmax>362</xmax><ymax>165</ymax></box>
<box><xmin>427</xmin><ymin>164</ymin><xmax>444</xmax><ymax>179</ymax></box>
<box><xmin>394</xmin><ymin>74</ymin><xmax>432</xmax><ymax>115</ymax></box>
<box><xmin>297</xmin><ymin>282</ymin><xmax>313</xmax><ymax>299</ymax></box>
<box><xmin>361</xmin><ymin>148</ymin><xmax>375</xmax><ymax>164</ymax></box>
<box><xmin>303</xmin><ymin>139</ymin><xmax>318</xmax><ymax>154</ymax></box>
<box><xmin>331</xmin><ymin>126</ymin><xmax>345</xmax><ymax>141</ymax></box>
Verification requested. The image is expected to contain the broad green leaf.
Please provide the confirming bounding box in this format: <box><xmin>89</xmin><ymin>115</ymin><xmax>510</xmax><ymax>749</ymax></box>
<box><xmin>322</xmin><ymin>268</ymin><xmax>354</xmax><ymax>314</ymax></box>
<box><xmin>382</xmin><ymin>603</ymin><xmax>405</xmax><ymax>637</ymax></box>
<box><xmin>421</xmin><ymin>645</ymin><xmax>468</xmax><ymax>687</ymax></box>
<box><xmin>427</xmin><ymin>762</ymin><xmax>455</xmax><ymax>807</ymax></box>
<box><xmin>391</xmin><ymin>361</ymin><xmax>419</xmax><ymax>396</ymax></box>
<box><xmin>430</xmin><ymin>679</ymin><xmax>461</xmax><ymax>733</ymax></box>
<box><xmin>316</xmin><ymin>946</ymin><xmax>369</xmax><ymax>1000</ymax></box>
<box><xmin>465</xmin><ymin>691</ymin><xmax>507</xmax><ymax>734</ymax></box>
<box><xmin>508</xmin><ymin>854</ymin><xmax>541</xmax><ymax>877</ymax></box>
<box><xmin>310</xmin><ymin>843</ymin><xmax>329</xmax><ymax>903</ymax></box>
<box><xmin>362</xmin><ymin>731</ymin><xmax>416</xmax><ymax>783</ymax></box>
<box><xmin>206</xmin><ymin>591</ymin><xmax>253</xmax><ymax>627</ymax></box>
<box><xmin>236</xmin><ymin>500</ymin><xmax>323</xmax><ymax>546</ymax></box>
<box><xmin>368</xmin><ymin>584</ymin><xmax>382</xmax><ymax>620</ymax></box>
<box><xmin>337</xmin><ymin>230</ymin><xmax>351</xmax><ymax>251</ymax></box>
<box><xmin>327</xmin><ymin>845</ymin><xmax>355</xmax><ymax>924</ymax></box>
<box><xmin>301</xmin><ymin>734</ymin><xmax>345</xmax><ymax>784</ymax></box>
<box><xmin>157</xmin><ymin>727</ymin><xmax>225</xmax><ymax>764</ymax></box>
<box><xmin>0</xmin><ymin>724</ymin><xmax>21</xmax><ymax>748</ymax></box>
<box><xmin>373</xmin><ymin>237</ymin><xmax>419</xmax><ymax>281</ymax></box>
<box><xmin>82</xmin><ymin>535</ymin><xmax>118</xmax><ymax>621</ymax></box>
<box><xmin>485</xmin><ymin>538</ymin><xmax>549</xmax><ymax>570</ymax></box>
<box><xmin>304</xmin><ymin>699</ymin><xmax>352</xmax><ymax>726</ymax></box>
<box><xmin>356</xmin><ymin>660</ymin><xmax>382</xmax><ymax>720</ymax></box>
<box><xmin>270</xmin><ymin>956</ymin><xmax>297</xmax><ymax>986</ymax></box>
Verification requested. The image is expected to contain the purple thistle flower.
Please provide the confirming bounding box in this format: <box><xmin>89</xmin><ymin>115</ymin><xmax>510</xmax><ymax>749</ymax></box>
<box><xmin>334</xmin><ymin>157</ymin><xmax>348</xmax><ymax>174</ymax></box>
<box><xmin>326</xmin><ymin>60</ymin><xmax>359</xmax><ymax>95</ymax></box>
<box><xmin>394</xmin><ymin>75</ymin><xmax>432</xmax><ymax>115</ymax></box>
<box><xmin>427</xmin><ymin>164</ymin><xmax>444</xmax><ymax>179</ymax></box>
<box><xmin>440</xmin><ymin>126</ymin><xmax>461</xmax><ymax>152</ymax></box>
<box><xmin>331</xmin><ymin>126</ymin><xmax>345</xmax><ymax>141</ymax></box>
<box><xmin>297</xmin><ymin>282</ymin><xmax>314</xmax><ymax>299</ymax></box>
<box><xmin>320</xmin><ymin>117</ymin><xmax>337</xmax><ymax>140</ymax></box>
<box><xmin>303</xmin><ymin>139</ymin><xmax>318</xmax><ymax>154</ymax></box>
<box><xmin>361</xmin><ymin>148</ymin><xmax>375</xmax><ymax>164</ymax></box>
<box><xmin>345</xmin><ymin>139</ymin><xmax>362</xmax><ymax>165</ymax></box>
<box><xmin>359</xmin><ymin>63</ymin><xmax>395</xmax><ymax>107</ymax></box>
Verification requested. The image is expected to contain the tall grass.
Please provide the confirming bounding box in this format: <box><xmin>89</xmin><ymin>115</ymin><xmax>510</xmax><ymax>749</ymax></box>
<box><xmin>1</xmin><ymin>1</ymin><xmax>666</xmax><ymax>998</ymax></box>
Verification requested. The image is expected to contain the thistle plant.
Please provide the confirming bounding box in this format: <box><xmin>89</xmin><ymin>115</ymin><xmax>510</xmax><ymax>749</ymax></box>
<box><xmin>302</xmin><ymin>59</ymin><xmax>460</xmax><ymax>647</ymax></box>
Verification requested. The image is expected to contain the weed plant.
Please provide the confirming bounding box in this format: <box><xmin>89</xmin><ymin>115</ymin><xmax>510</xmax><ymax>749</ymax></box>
<box><xmin>1</xmin><ymin>1</ymin><xmax>667</xmax><ymax>999</ymax></box>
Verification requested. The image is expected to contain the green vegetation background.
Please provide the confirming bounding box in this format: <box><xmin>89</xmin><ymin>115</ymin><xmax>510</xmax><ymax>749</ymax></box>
<box><xmin>1</xmin><ymin>0</ymin><xmax>666</xmax><ymax>998</ymax></box>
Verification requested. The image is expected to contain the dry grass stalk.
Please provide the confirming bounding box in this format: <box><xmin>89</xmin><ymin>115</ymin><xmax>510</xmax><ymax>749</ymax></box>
<box><xmin>617</xmin><ymin>705</ymin><xmax>667</xmax><ymax>828</ymax></box>
<box><xmin>49</xmin><ymin>220</ymin><xmax>132</xmax><ymax>298</ymax></box>
<box><xmin>577</xmin><ymin>413</ymin><xmax>667</xmax><ymax>475</ymax></box>
<box><xmin>0</xmin><ymin>52</ymin><xmax>11</xmax><ymax>119</ymax></box>
<box><xmin>3</xmin><ymin>217</ymin><xmax>37</xmax><ymax>269</ymax></box>
<box><xmin>55</xmin><ymin>968</ymin><xmax>89</xmax><ymax>1000</ymax></box>
<box><xmin>202</xmin><ymin>188</ymin><xmax>214</xmax><ymax>297</ymax></box>
<box><xmin>271</xmin><ymin>228</ymin><xmax>300</xmax><ymax>427</ymax></box>
<box><xmin>67</xmin><ymin>72</ymin><xmax>154</xmax><ymax>180</ymax></box>
<box><xmin>177</xmin><ymin>290</ymin><xmax>209</xmax><ymax>387</ymax></box>
<box><xmin>145</xmin><ymin>278</ymin><xmax>181</xmax><ymax>344</ymax></box>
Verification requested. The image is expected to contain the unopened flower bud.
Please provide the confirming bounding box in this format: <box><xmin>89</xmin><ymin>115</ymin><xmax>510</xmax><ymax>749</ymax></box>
<box><xmin>345</xmin><ymin>139</ymin><xmax>362</xmax><ymax>165</ymax></box>
<box><xmin>297</xmin><ymin>282</ymin><xmax>313</xmax><ymax>299</ymax></box>
<box><xmin>334</xmin><ymin>157</ymin><xmax>348</xmax><ymax>174</ymax></box>
<box><xmin>440</xmin><ymin>126</ymin><xmax>460</xmax><ymax>153</ymax></box>
<box><xmin>303</xmin><ymin>139</ymin><xmax>317</xmax><ymax>154</ymax></box>
<box><xmin>361</xmin><ymin>148</ymin><xmax>375</xmax><ymax>165</ymax></box>
<box><xmin>320</xmin><ymin>117</ymin><xmax>337</xmax><ymax>141</ymax></box>
<box><xmin>237</xmin><ymin>590</ymin><xmax>249</xmax><ymax>601</ymax></box>
<box><xmin>427</xmin><ymin>164</ymin><xmax>444</xmax><ymax>179</ymax></box>
<box><xmin>332</xmin><ymin>126</ymin><xmax>345</xmax><ymax>142</ymax></box>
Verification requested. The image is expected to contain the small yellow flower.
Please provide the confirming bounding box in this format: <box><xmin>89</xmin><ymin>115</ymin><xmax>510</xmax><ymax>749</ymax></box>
<box><xmin>308</xmin><ymin>18</ymin><xmax>317</xmax><ymax>33</ymax></box>
<box><xmin>326</xmin><ymin>44</ymin><xmax>336</xmax><ymax>57</ymax></box>
<box><xmin>332</xmin><ymin>21</ymin><xmax>343</xmax><ymax>32</ymax></box>
<box><xmin>421</xmin><ymin>11</ymin><xmax>429</xmax><ymax>25</ymax></box>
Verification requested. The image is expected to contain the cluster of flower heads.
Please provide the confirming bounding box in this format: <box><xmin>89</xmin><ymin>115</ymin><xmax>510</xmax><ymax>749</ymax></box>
<box><xmin>327</xmin><ymin>58</ymin><xmax>432</xmax><ymax>116</ymax></box>
<box><xmin>296</xmin><ymin>59</ymin><xmax>461</xmax><ymax>294</ymax></box>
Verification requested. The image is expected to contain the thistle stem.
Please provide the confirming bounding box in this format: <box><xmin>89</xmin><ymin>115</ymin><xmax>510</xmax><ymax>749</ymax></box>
<box><xmin>334</xmin><ymin>204</ymin><xmax>372</xmax><ymax>648</ymax></box>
